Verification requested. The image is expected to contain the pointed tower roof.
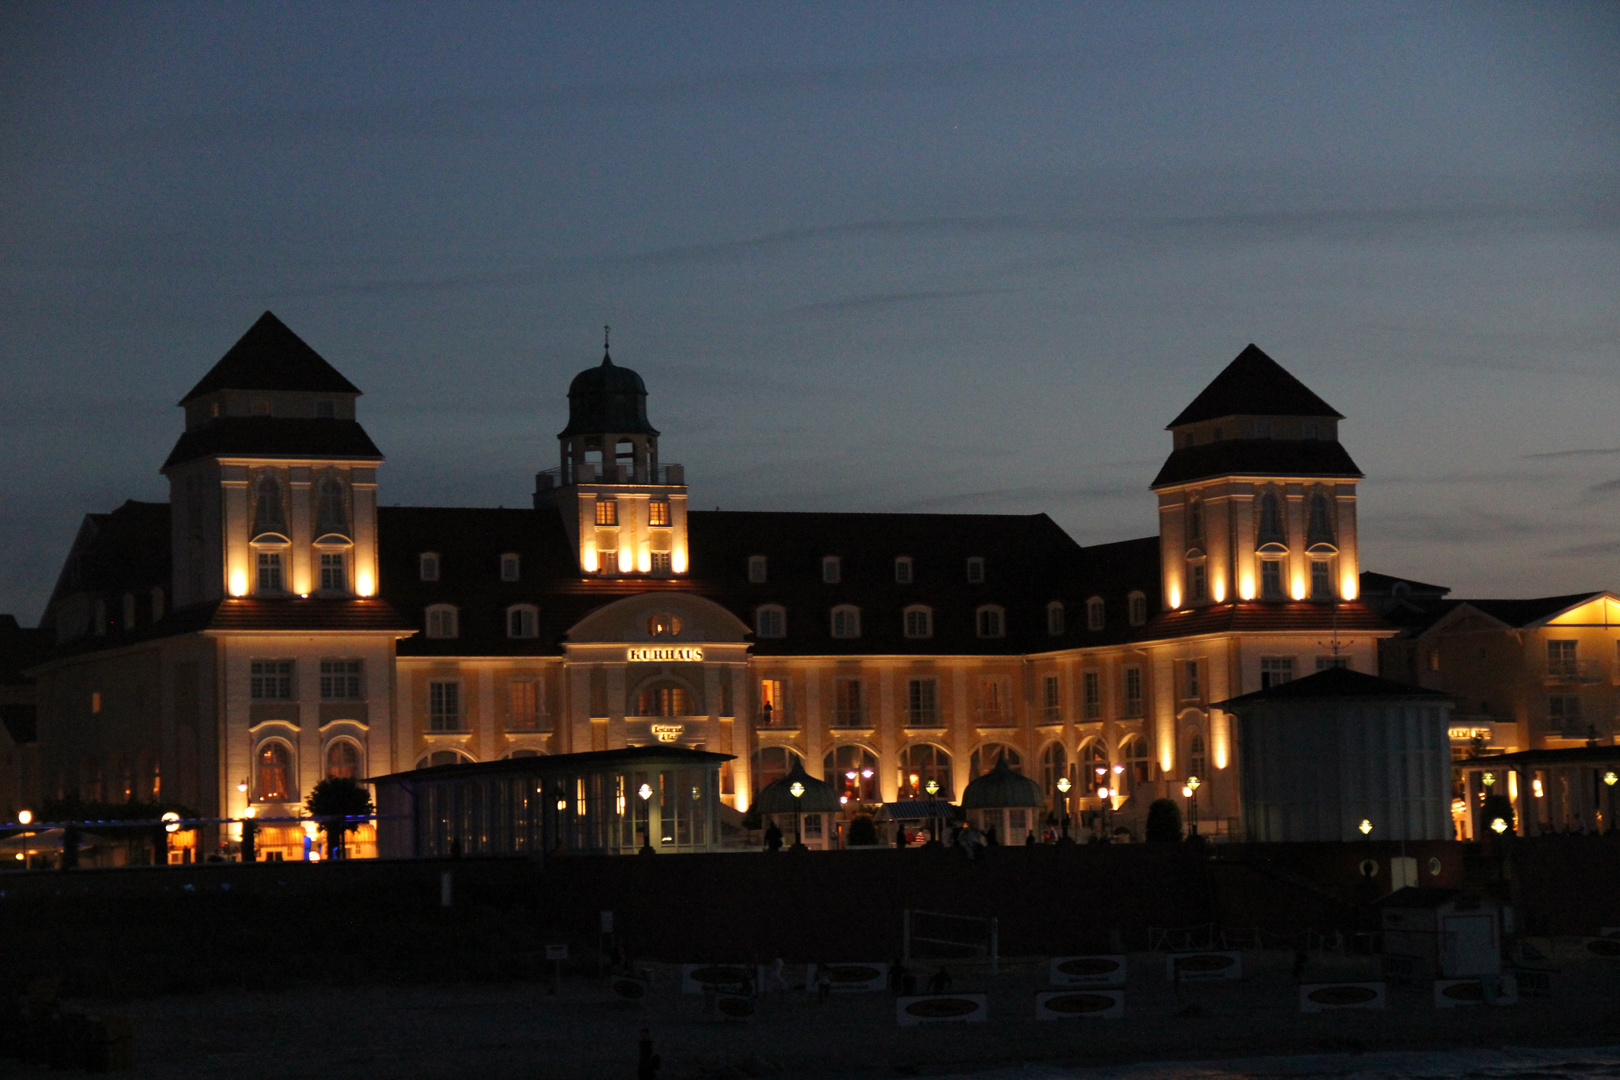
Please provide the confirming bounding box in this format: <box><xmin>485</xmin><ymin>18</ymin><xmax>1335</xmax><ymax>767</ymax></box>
<box><xmin>1167</xmin><ymin>344</ymin><xmax>1341</xmax><ymax>428</ymax></box>
<box><xmin>180</xmin><ymin>312</ymin><xmax>361</xmax><ymax>404</ymax></box>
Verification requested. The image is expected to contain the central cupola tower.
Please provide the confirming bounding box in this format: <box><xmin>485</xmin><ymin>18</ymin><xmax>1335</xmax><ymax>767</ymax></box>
<box><xmin>535</xmin><ymin>332</ymin><xmax>689</xmax><ymax>577</ymax></box>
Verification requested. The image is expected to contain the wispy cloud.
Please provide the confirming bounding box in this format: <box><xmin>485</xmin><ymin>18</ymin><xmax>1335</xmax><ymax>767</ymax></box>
<box><xmin>1550</xmin><ymin>539</ymin><xmax>1620</xmax><ymax>558</ymax></box>
<box><xmin>788</xmin><ymin>286</ymin><xmax>1027</xmax><ymax>317</ymax></box>
<box><xmin>1588</xmin><ymin>478</ymin><xmax>1620</xmax><ymax>495</ymax></box>
<box><xmin>1526</xmin><ymin>447</ymin><xmax>1620</xmax><ymax>460</ymax></box>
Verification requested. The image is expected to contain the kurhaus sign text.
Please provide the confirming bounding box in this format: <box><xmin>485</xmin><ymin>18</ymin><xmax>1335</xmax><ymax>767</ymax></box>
<box><xmin>627</xmin><ymin>646</ymin><xmax>704</xmax><ymax>662</ymax></box>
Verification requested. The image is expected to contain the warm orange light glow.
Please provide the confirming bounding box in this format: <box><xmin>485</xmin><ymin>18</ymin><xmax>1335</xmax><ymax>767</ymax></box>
<box><xmin>1532</xmin><ymin>778</ymin><xmax>1544</xmax><ymax>798</ymax></box>
<box><xmin>17</xmin><ymin>810</ymin><xmax>31</xmax><ymax>825</ymax></box>
<box><xmin>1290</xmin><ymin>577</ymin><xmax>1306</xmax><ymax>601</ymax></box>
<box><xmin>1237</xmin><ymin>575</ymin><xmax>1255</xmax><ymax>601</ymax></box>
<box><xmin>1212</xmin><ymin>579</ymin><xmax>1227</xmax><ymax>603</ymax></box>
<box><xmin>1167</xmin><ymin>587</ymin><xmax>1181</xmax><ymax>609</ymax></box>
<box><xmin>671</xmin><ymin>544</ymin><xmax>688</xmax><ymax>574</ymax></box>
<box><xmin>1508</xmin><ymin>772</ymin><xmax>1519</xmax><ymax>799</ymax></box>
<box><xmin>354</xmin><ymin>569</ymin><xmax>375</xmax><ymax>597</ymax></box>
<box><xmin>229</xmin><ymin>569</ymin><xmax>249</xmax><ymax>597</ymax></box>
<box><xmin>618</xmin><ymin>546</ymin><xmax>634</xmax><ymax>573</ymax></box>
<box><xmin>582</xmin><ymin>544</ymin><xmax>598</xmax><ymax>573</ymax></box>
<box><xmin>1340</xmin><ymin>573</ymin><xmax>1359</xmax><ymax>600</ymax></box>
<box><xmin>637</xmin><ymin>548</ymin><xmax>652</xmax><ymax>574</ymax></box>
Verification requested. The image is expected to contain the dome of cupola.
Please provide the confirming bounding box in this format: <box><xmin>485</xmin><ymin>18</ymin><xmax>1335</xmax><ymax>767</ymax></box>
<box><xmin>960</xmin><ymin>753</ymin><xmax>1043</xmax><ymax>810</ymax></box>
<box><xmin>558</xmin><ymin>341</ymin><xmax>660</xmax><ymax>439</ymax></box>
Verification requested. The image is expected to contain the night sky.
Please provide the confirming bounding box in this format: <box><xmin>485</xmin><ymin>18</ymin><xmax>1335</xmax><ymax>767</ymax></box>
<box><xmin>3</xmin><ymin>3</ymin><xmax>1617</xmax><ymax>622</ymax></box>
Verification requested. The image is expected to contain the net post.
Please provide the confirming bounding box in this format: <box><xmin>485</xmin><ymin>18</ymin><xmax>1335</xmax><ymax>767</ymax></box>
<box><xmin>990</xmin><ymin>917</ymin><xmax>999</xmax><ymax>976</ymax></box>
<box><xmin>902</xmin><ymin>908</ymin><xmax>911</xmax><ymax>966</ymax></box>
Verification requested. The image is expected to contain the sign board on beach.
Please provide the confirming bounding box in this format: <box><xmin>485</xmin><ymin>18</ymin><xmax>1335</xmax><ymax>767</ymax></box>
<box><xmin>1036</xmin><ymin>989</ymin><xmax>1124</xmax><ymax>1019</ymax></box>
<box><xmin>611</xmin><ymin>976</ymin><xmax>649</xmax><ymax>1000</ymax></box>
<box><xmin>681</xmin><ymin>963</ymin><xmax>755</xmax><ymax>995</ymax></box>
<box><xmin>715</xmin><ymin>993</ymin><xmax>756</xmax><ymax>1020</ymax></box>
<box><xmin>1582</xmin><ymin>937</ymin><xmax>1620</xmax><ymax>958</ymax></box>
<box><xmin>896</xmin><ymin>994</ymin><xmax>987</xmax><ymax>1026</ymax></box>
<box><xmin>810</xmin><ymin>962</ymin><xmax>889</xmax><ymax>993</ymax></box>
<box><xmin>1165</xmin><ymin>951</ymin><xmax>1243</xmax><ymax>982</ymax></box>
<box><xmin>545</xmin><ymin>944</ymin><xmax>568</xmax><ymax>961</ymax></box>
<box><xmin>1299</xmin><ymin>982</ymin><xmax>1386</xmax><ymax>1012</ymax></box>
<box><xmin>1433</xmin><ymin>975</ymin><xmax>1518</xmax><ymax>1007</ymax></box>
<box><xmin>1049</xmin><ymin>955</ymin><xmax>1127</xmax><ymax>987</ymax></box>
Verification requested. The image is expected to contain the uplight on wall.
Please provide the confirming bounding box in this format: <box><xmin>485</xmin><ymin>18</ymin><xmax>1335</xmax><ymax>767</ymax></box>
<box><xmin>582</xmin><ymin>543</ymin><xmax>598</xmax><ymax>573</ymax></box>
<box><xmin>1290</xmin><ymin>577</ymin><xmax>1307</xmax><ymax>601</ymax></box>
<box><xmin>355</xmin><ymin>569</ymin><xmax>375</xmax><ymax>597</ymax></box>
<box><xmin>618</xmin><ymin>547</ymin><xmax>634</xmax><ymax>574</ymax></box>
<box><xmin>1212</xmin><ymin>580</ymin><xmax>1226</xmax><ymax>603</ymax></box>
<box><xmin>671</xmin><ymin>544</ymin><xmax>688</xmax><ymax>574</ymax></box>
<box><xmin>228</xmin><ymin>569</ymin><xmax>249</xmax><ymax>597</ymax></box>
<box><xmin>1237</xmin><ymin>575</ymin><xmax>1255</xmax><ymax>601</ymax></box>
<box><xmin>1340</xmin><ymin>574</ymin><xmax>1359</xmax><ymax>601</ymax></box>
<box><xmin>1167</xmin><ymin>587</ymin><xmax>1181</xmax><ymax>610</ymax></box>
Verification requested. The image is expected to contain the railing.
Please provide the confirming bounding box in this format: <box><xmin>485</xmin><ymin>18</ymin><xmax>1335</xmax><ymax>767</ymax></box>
<box><xmin>535</xmin><ymin>463</ymin><xmax>685</xmax><ymax>488</ymax></box>
<box><xmin>832</xmin><ymin>708</ymin><xmax>866</xmax><ymax>727</ymax></box>
<box><xmin>977</xmin><ymin>706</ymin><xmax>1011</xmax><ymax>726</ymax></box>
<box><xmin>1545</xmin><ymin>659</ymin><xmax>1604</xmax><ymax>684</ymax></box>
<box><xmin>906</xmin><ymin>710</ymin><xmax>940</xmax><ymax>727</ymax></box>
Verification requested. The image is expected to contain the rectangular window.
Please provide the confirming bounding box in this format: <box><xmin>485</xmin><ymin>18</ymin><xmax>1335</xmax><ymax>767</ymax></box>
<box><xmin>831</xmin><ymin>607</ymin><xmax>860</xmax><ymax>638</ymax></box>
<box><xmin>650</xmin><ymin>551</ymin><xmax>671</xmax><ymax>573</ymax></box>
<box><xmin>648</xmin><ymin>501</ymin><xmax>670</xmax><ymax>527</ymax></box>
<box><xmin>1083</xmin><ymin>671</ymin><xmax>1101</xmax><ymax>719</ymax></box>
<box><xmin>1316</xmin><ymin>655</ymin><xmax>1350</xmax><ymax>671</ymax></box>
<box><xmin>419</xmin><ymin>553</ymin><xmax>439</xmax><ymax>581</ymax></box>
<box><xmin>1086</xmin><ymin>599</ymin><xmax>1105</xmax><ymax>632</ymax></box>
<box><xmin>822</xmin><ymin>556</ymin><xmax>841</xmax><ymax>583</ymax></box>
<box><xmin>1043</xmin><ymin>675</ymin><xmax>1061</xmax><ymax>723</ymax></box>
<box><xmin>1548</xmin><ymin>640</ymin><xmax>1577</xmax><ymax>678</ymax></box>
<box><xmin>894</xmin><ymin>557</ymin><xmax>913</xmax><ymax>583</ymax></box>
<box><xmin>251</xmin><ymin>660</ymin><xmax>294</xmax><ymax>701</ymax></box>
<box><xmin>1184</xmin><ymin>660</ymin><xmax>1200</xmax><ymax>700</ymax></box>
<box><xmin>319</xmin><ymin>552</ymin><xmax>345</xmax><ymax>592</ymax></box>
<box><xmin>319</xmin><ymin>659</ymin><xmax>363</xmax><ymax>700</ymax></box>
<box><xmin>904</xmin><ymin>608</ymin><xmax>932</xmax><ymax>638</ymax></box>
<box><xmin>429</xmin><ymin>681</ymin><xmax>461</xmax><ymax>731</ymax></box>
<box><xmin>509</xmin><ymin>679</ymin><xmax>541</xmax><ymax>729</ymax></box>
<box><xmin>756</xmin><ymin>606</ymin><xmax>785</xmax><ymax>638</ymax></box>
<box><xmin>748</xmin><ymin>555</ymin><xmax>767</xmax><ymax>583</ymax></box>
<box><xmin>256</xmin><ymin>551</ymin><xmax>284</xmax><ymax>592</ymax></box>
<box><xmin>907</xmin><ymin>678</ymin><xmax>939</xmax><ymax>726</ymax></box>
<box><xmin>980</xmin><ymin>680</ymin><xmax>1005</xmax><ymax>724</ymax></box>
<box><xmin>1189</xmin><ymin>562</ymin><xmax>1207</xmax><ymax>603</ymax></box>
<box><xmin>426</xmin><ymin>607</ymin><xmax>457</xmax><ymax>639</ymax></box>
<box><xmin>1548</xmin><ymin>694</ymin><xmax>1581</xmax><ymax>731</ymax></box>
<box><xmin>966</xmin><ymin>557</ymin><xmax>985</xmax><ymax>583</ymax></box>
<box><xmin>91</xmin><ymin>691</ymin><xmax>102</xmax><ymax>714</ymax></box>
<box><xmin>1260</xmin><ymin>656</ymin><xmax>1295</xmax><ymax>689</ymax></box>
<box><xmin>1310</xmin><ymin>559</ymin><xmax>1332</xmax><ymax>600</ymax></box>
<box><xmin>760</xmin><ymin>678</ymin><xmax>787</xmax><ymax>725</ymax></box>
<box><xmin>977</xmin><ymin>607</ymin><xmax>1004</xmax><ymax>638</ymax></box>
<box><xmin>1123</xmin><ymin>667</ymin><xmax>1143</xmax><ymax>717</ymax></box>
<box><xmin>501</xmin><ymin>554</ymin><xmax>521</xmax><ymax>581</ymax></box>
<box><xmin>1260</xmin><ymin>560</ymin><xmax>1283</xmax><ymax>600</ymax></box>
<box><xmin>595</xmin><ymin>499</ymin><xmax>617</xmax><ymax>526</ymax></box>
<box><xmin>508</xmin><ymin>607</ymin><xmax>537</xmax><ymax>638</ymax></box>
<box><xmin>834</xmin><ymin>678</ymin><xmax>864</xmax><ymax>725</ymax></box>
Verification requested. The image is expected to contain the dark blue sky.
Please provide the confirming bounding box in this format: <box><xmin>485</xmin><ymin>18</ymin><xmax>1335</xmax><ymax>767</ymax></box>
<box><xmin>3</xmin><ymin>2</ymin><xmax>1617</xmax><ymax>620</ymax></box>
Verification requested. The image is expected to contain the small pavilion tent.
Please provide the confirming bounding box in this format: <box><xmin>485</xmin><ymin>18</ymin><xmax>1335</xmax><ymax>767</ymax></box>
<box><xmin>960</xmin><ymin>754</ymin><xmax>1043</xmax><ymax>844</ymax></box>
<box><xmin>753</xmin><ymin>759</ymin><xmax>840</xmax><ymax>849</ymax></box>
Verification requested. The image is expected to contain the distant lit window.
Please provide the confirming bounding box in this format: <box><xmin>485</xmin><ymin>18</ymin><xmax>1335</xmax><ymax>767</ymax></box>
<box><xmin>595</xmin><ymin>499</ymin><xmax>617</xmax><ymax>526</ymax></box>
<box><xmin>647</xmin><ymin>613</ymin><xmax>681</xmax><ymax>637</ymax></box>
<box><xmin>509</xmin><ymin>680</ymin><xmax>542</xmax><ymax>729</ymax></box>
<box><xmin>648</xmin><ymin>501</ymin><xmax>671</xmax><ymax>527</ymax></box>
<box><xmin>822</xmin><ymin>556</ymin><xmax>841</xmax><ymax>584</ymax></box>
<box><xmin>966</xmin><ymin>557</ymin><xmax>985</xmax><ymax>584</ymax></box>
<box><xmin>255</xmin><ymin>741</ymin><xmax>294</xmax><ymax>801</ymax></box>
<box><xmin>747</xmin><ymin>555</ymin><xmax>767</xmax><ymax>583</ymax></box>
<box><xmin>650</xmin><ymin>551</ymin><xmax>671</xmax><ymax>573</ymax></box>
<box><xmin>756</xmin><ymin>605</ymin><xmax>786</xmax><ymax>639</ymax></box>
<box><xmin>325</xmin><ymin>740</ymin><xmax>360</xmax><ymax>779</ymax></box>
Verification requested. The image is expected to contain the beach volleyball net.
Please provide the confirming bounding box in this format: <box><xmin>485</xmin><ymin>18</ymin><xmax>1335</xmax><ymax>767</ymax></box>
<box><xmin>904</xmin><ymin>909</ymin><xmax>999</xmax><ymax>973</ymax></box>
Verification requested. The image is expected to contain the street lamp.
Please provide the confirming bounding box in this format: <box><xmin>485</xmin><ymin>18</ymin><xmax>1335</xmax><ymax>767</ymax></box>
<box><xmin>1605</xmin><ymin>771</ymin><xmax>1617</xmax><ymax>834</ymax></box>
<box><xmin>1358</xmin><ymin>818</ymin><xmax>1373</xmax><ymax>836</ymax></box>
<box><xmin>637</xmin><ymin>782</ymin><xmax>654</xmax><ymax>853</ymax></box>
<box><xmin>790</xmin><ymin>781</ymin><xmax>805</xmax><ymax>848</ymax></box>
<box><xmin>1185</xmin><ymin>775</ymin><xmax>1201</xmax><ymax>837</ymax></box>
<box><xmin>16</xmin><ymin>810</ymin><xmax>31</xmax><ymax>826</ymax></box>
<box><xmin>1490</xmin><ymin>817</ymin><xmax>1508</xmax><ymax>835</ymax></box>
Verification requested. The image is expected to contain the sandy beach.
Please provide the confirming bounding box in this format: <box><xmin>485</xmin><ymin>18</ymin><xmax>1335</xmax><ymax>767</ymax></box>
<box><xmin>42</xmin><ymin>942</ymin><xmax>1620</xmax><ymax>1079</ymax></box>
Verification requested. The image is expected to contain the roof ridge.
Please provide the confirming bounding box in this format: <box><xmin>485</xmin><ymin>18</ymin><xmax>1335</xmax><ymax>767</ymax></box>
<box><xmin>1167</xmin><ymin>344</ymin><xmax>1342</xmax><ymax>428</ymax></box>
<box><xmin>180</xmin><ymin>312</ymin><xmax>362</xmax><ymax>403</ymax></box>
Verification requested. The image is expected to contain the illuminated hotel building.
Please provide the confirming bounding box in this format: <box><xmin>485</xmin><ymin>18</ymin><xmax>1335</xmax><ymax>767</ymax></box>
<box><xmin>28</xmin><ymin>315</ymin><xmax>1419</xmax><ymax>853</ymax></box>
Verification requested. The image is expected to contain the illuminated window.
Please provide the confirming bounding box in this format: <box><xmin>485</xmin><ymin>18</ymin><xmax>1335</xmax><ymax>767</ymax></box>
<box><xmin>507</xmin><ymin>605</ymin><xmax>539</xmax><ymax>639</ymax></box>
<box><xmin>500</xmin><ymin>554</ymin><xmax>521</xmax><ymax>581</ymax></box>
<box><xmin>966</xmin><ymin>557</ymin><xmax>985</xmax><ymax>584</ymax></box>
<box><xmin>320</xmin><ymin>659</ymin><xmax>363</xmax><ymax>700</ymax></box>
<box><xmin>419</xmin><ymin>553</ymin><xmax>440</xmax><ymax>581</ymax></box>
<box><xmin>91</xmin><ymin>691</ymin><xmax>102</xmax><ymax>714</ymax></box>
<box><xmin>903</xmin><ymin>605</ymin><xmax>933</xmax><ymax>639</ymax></box>
<box><xmin>595</xmin><ymin>499</ymin><xmax>617</xmax><ymax>526</ymax></box>
<box><xmin>906</xmin><ymin>679</ymin><xmax>938</xmax><ymax>725</ymax></box>
<box><xmin>976</xmin><ymin>605</ymin><xmax>1005</xmax><ymax>639</ymax></box>
<box><xmin>1260</xmin><ymin>559</ymin><xmax>1284</xmax><ymax>600</ymax></box>
<box><xmin>509</xmin><ymin>679</ymin><xmax>541</xmax><ymax>729</ymax></box>
<box><xmin>1086</xmin><ymin>597</ymin><xmax>1105</xmax><ymax>631</ymax></box>
<box><xmin>325</xmin><ymin>740</ymin><xmax>361</xmax><ymax>780</ymax></box>
<box><xmin>822</xmin><ymin>556</ymin><xmax>841</xmax><ymax>584</ymax></box>
<box><xmin>747</xmin><ymin>555</ymin><xmax>767</xmax><ymax>583</ymax></box>
<box><xmin>755</xmin><ymin>605</ymin><xmax>786</xmax><ymax>638</ymax></box>
<box><xmin>1260</xmin><ymin>656</ymin><xmax>1294</xmax><ymax>689</ymax></box>
<box><xmin>1123</xmin><ymin>667</ymin><xmax>1143</xmax><ymax>717</ymax></box>
<box><xmin>428</xmin><ymin>681</ymin><xmax>461</xmax><ymax>731</ymax></box>
<box><xmin>319</xmin><ymin>552</ymin><xmax>346</xmax><ymax>592</ymax></box>
<box><xmin>759</xmin><ymin>678</ymin><xmax>787</xmax><ymax>726</ymax></box>
<box><xmin>1083</xmin><ymin>671</ymin><xmax>1101</xmax><ymax>719</ymax></box>
<box><xmin>831</xmin><ymin>605</ymin><xmax>861</xmax><ymax>639</ymax></box>
<box><xmin>1039</xmin><ymin>743</ymin><xmax>1068</xmax><ymax>803</ymax></box>
<box><xmin>898</xmin><ymin>743</ymin><xmax>951</xmax><ymax>799</ymax></box>
<box><xmin>648</xmin><ymin>500</ymin><xmax>671</xmax><ymax>527</ymax></box>
<box><xmin>1128</xmin><ymin>592</ymin><xmax>1148</xmax><ymax>627</ymax></box>
<box><xmin>255</xmin><ymin>741</ymin><xmax>294</xmax><ymax>801</ymax></box>
<box><xmin>1310</xmin><ymin>559</ymin><xmax>1333</xmax><ymax>600</ymax></box>
<box><xmin>250</xmin><ymin>660</ymin><xmax>294</xmax><ymax>700</ymax></box>
<box><xmin>636</xmin><ymin>683</ymin><xmax>693</xmax><ymax>717</ymax></box>
<box><xmin>1043</xmin><ymin>675</ymin><xmax>1061</xmax><ymax>722</ymax></box>
<box><xmin>650</xmin><ymin>551</ymin><xmax>671</xmax><ymax>573</ymax></box>
<box><xmin>894</xmin><ymin>556</ymin><xmax>913</xmax><ymax>583</ymax></box>
<box><xmin>1119</xmin><ymin>735</ymin><xmax>1150</xmax><ymax>793</ymax></box>
<box><xmin>647</xmin><ymin>613</ymin><xmax>681</xmax><ymax>637</ymax></box>
<box><xmin>1046</xmin><ymin>601</ymin><xmax>1065</xmax><ymax>636</ymax></box>
<box><xmin>256</xmin><ymin>551</ymin><xmax>285</xmax><ymax>593</ymax></box>
<box><xmin>425</xmin><ymin>604</ymin><xmax>458</xmax><ymax>639</ymax></box>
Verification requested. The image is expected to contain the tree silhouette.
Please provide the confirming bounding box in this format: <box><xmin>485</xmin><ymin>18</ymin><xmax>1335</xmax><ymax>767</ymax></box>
<box><xmin>304</xmin><ymin>777</ymin><xmax>374</xmax><ymax>859</ymax></box>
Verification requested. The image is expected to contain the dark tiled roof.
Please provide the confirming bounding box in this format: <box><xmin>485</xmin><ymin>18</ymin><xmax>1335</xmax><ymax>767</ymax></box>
<box><xmin>1150</xmin><ymin>438</ymin><xmax>1362</xmax><ymax>489</ymax></box>
<box><xmin>1142</xmin><ymin>601</ymin><xmax>1390</xmax><ymax>643</ymax></box>
<box><xmin>1216</xmin><ymin>664</ymin><xmax>1450</xmax><ymax>709</ymax></box>
<box><xmin>203</xmin><ymin>598</ymin><xmax>416</xmax><ymax>633</ymax></box>
<box><xmin>180</xmin><ymin>311</ymin><xmax>361</xmax><ymax>403</ymax></box>
<box><xmin>1167</xmin><ymin>344</ymin><xmax>1342</xmax><ymax>427</ymax></box>
<box><xmin>162</xmin><ymin>418</ymin><xmax>383</xmax><ymax>471</ymax></box>
<box><xmin>0</xmin><ymin>619</ymin><xmax>50</xmax><ymax>688</ymax></box>
<box><xmin>45</xmin><ymin>500</ymin><xmax>172</xmax><ymax>611</ymax></box>
<box><xmin>558</xmin><ymin>354</ymin><xmax>660</xmax><ymax>438</ymax></box>
<box><xmin>1359</xmin><ymin>571</ymin><xmax>1452</xmax><ymax>597</ymax></box>
<box><xmin>1452</xmin><ymin>594</ymin><xmax>1604</xmax><ymax>629</ymax></box>
<box><xmin>371</xmin><ymin>744</ymin><xmax>731</xmax><ymax>784</ymax></box>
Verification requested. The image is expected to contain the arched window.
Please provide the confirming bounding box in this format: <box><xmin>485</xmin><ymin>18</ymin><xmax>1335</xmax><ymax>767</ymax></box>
<box><xmin>1046</xmin><ymin>601</ymin><xmax>1065</xmax><ymax>636</ymax></box>
<box><xmin>1086</xmin><ymin>597</ymin><xmax>1105</xmax><ymax>632</ymax></box>
<box><xmin>1039</xmin><ymin>742</ymin><xmax>1068</xmax><ymax>804</ymax></box>
<box><xmin>1081</xmin><ymin>739</ymin><xmax>1109</xmax><ymax>794</ymax></box>
<box><xmin>1307</xmin><ymin>491</ymin><xmax>1334</xmax><ymax>543</ymax></box>
<box><xmin>970</xmin><ymin>744</ymin><xmax>1022</xmax><ymax>777</ymax></box>
<box><xmin>897</xmin><ymin>744</ymin><xmax>952</xmax><ymax>800</ymax></box>
<box><xmin>416</xmin><ymin>749</ymin><xmax>475</xmax><ymax>769</ymax></box>
<box><xmin>646</xmin><ymin>613</ymin><xmax>682</xmax><ymax>637</ymax></box>
<box><xmin>255</xmin><ymin>741</ymin><xmax>295</xmax><ymax>802</ymax></box>
<box><xmin>253</xmin><ymin>474</ymin><xmax>286</xmax><ymax>535</ymax></box>
<box><xmin>894</xmin><ymin>556</ymin><xmax>913</xmax><ymax>583</ymax></box>
<box><xmin>419</xmin><ymin>552</ymin><xmax>440</xmax><ymax>581</ymax></box>
<box><xmin>830</xmin><ymin>605</ymin><xmax>861</xmax><ymax>639</ymax></box>
<box><xmin>1258</xmin><ymin>492</ymin><xmax>1285</xmax><ymax>543</ymax></box>
<box><xmin>315</xmin><ymin>477</ymin><xmax>348</xmax><ymax>535</ymax></box>
<box><xmin>755</xmin><ymin>605</ymin><xmax>786</xmax><ymax>638</ymax></box>
<box><xmin>325</xmin><ymin>740</ymin><xmax>361</xmax><ymax>780</ymax></box>
<box><xmin>750</xmin><ymin>745</ymin><xmax>804</xmax><ymax>798</ymax></box>
<box><xmin>425</xmin><ymin>604</ymin><xmax>458</xmax><ymax>639</ymax></box>
<box><xmin>903</xmin><ymin>605</ymin><xmax>933</xmax><ymax>639</ymax></box>
<box><xmin>976</xmin><ymin>605</ymin><xmax>1005</xmax><ymax>639</ymax></box>
<box><xmin>1119</xmin><ymin>736</ymin><xmax>1150</xmax><ymax>795</ymax></box>
<box><xmin>1187</xmin><ymin>732</ymin><xmax>1207</xmax><ymax>781</ymax></box>
<box><xmin>507</xmin><ymin>604</ymin><xmax>539</xmax><ymax>639</ymax></box>
<box><xmin>1128</xmin><ymin>592</ymin><xmax>1148</xmax><ymax>627</ymax></box>
<box><xmin>825</xmin><ymin>745</ymin><xmax>880</xmax><ymax>804</ymax></box>
<box><xmin>635</xmin><ymin>682</ymin><xmax>694</xmax><ymax>717</ymax></box>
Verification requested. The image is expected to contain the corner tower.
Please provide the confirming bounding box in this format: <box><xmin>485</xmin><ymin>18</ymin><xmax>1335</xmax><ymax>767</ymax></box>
<box><xmin>534</xmin><ymin>336</ymin><xmax>689</xmax><ymax>577</ymax></box>
<box><xmin>1150</xmin><ymin>345</ymin><xmax>1362</xmax><ymax>610</ymax></box>
<box><xmin>163</xmin><ymin>312</ymin><xmax>384</xmax><ymax>607</ymax></box>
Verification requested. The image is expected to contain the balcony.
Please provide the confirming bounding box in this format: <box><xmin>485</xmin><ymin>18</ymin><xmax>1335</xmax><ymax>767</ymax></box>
<box><xmin>832</xmin><ymin>708</ymin><xmax>866</xmax><ymax>727</ymax></box>
<box><xmin>1545</xmin><ymin>658</ymin><xmax>1603</xmax><ymax>684</ymax></box>
<box><xmin>535</xmin><ymin>463</ymin><xmax>685</xmax><ymax>488</ymax></box>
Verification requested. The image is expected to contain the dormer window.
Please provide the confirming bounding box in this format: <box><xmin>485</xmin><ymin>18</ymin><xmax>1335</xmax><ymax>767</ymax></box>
<box><xmin>894</xmin><ymin>556</ymin><xmax>913</xmax><ymax>584</ymax></box>
<box><xmin>755</xmin><ymin>605</ymin><xmax>787</xmax><ymax>638</ymax></box>
<box><xmin>822</xmin><ymin>556</ymin><xmax>841</xmax><ymax>584</ymax></box>
<box><xmin>318</xmin><ymin>552</ymin><xmax>347</xmax><ymax>593</ymax></box>
<box><xmin>904</xmin><ymin>605</ymin><xmax>933</xmax><ymax>639</ymax></box>
<box><xmin>748</xmin><ymin>555</ymin><xmax>767</xmax><ymax>583</ymax></box>
<box><xmin>256</xmin><ymin>551</ymin><xmax>285</xmax><ymax>594</ymax></box>
<box><xmin>966</xmin><ymin>557</ymin><xmax>985</xmax><ymax>584</ymax></box>
<box><xmin>647</xmin><ymin>613</ymin><xmax>682</xmax><ymax>637</ymax></box>
<box><xmin>425</xmin><ymin>604</ymin><xmax>459</xmax><ymax>639</ymax></box>
<box><xmin>976</xmin><ymin>605</ymin><xmax>1005</xmax><ymax>639</ymax></box>
<box><xmin>1046</xmin><ymin>601</ymin><xmax>1065</xmax><ymax>636</ymax></box>
<box><xmin>1128</xmin><ymin>591</ymin><xmax>1148</xmax><ymax>627</ymax></box>
<box><xmin>830</xmin><ymin>605</ymin><xmax>861</xmax><ymax>638</ymax></box>
<box><xmin>1086</xmin><ymin>597</ymin><xmax>1105</xmax><ymax>631</ymax></box>
<box><xmin>500</xmin><ymin>554</ymin><xmax>521</xmax><ymax>582</ymax></box>
<box><xmin>419</xmin><ymin>553</ymin><xmax>440</xmax><ymax>582</ymax></box>
<box><xmin>507</xmin><ymin>604</ymin><xmax>539</xmax><ymax>639</ymax></box>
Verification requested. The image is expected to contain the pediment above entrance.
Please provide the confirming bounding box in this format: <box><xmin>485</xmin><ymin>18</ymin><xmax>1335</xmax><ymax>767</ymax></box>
<box><xmin>565</xmin><ymin>591</ymin><xmax>751</xmax><ymax>647</ymax></box>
